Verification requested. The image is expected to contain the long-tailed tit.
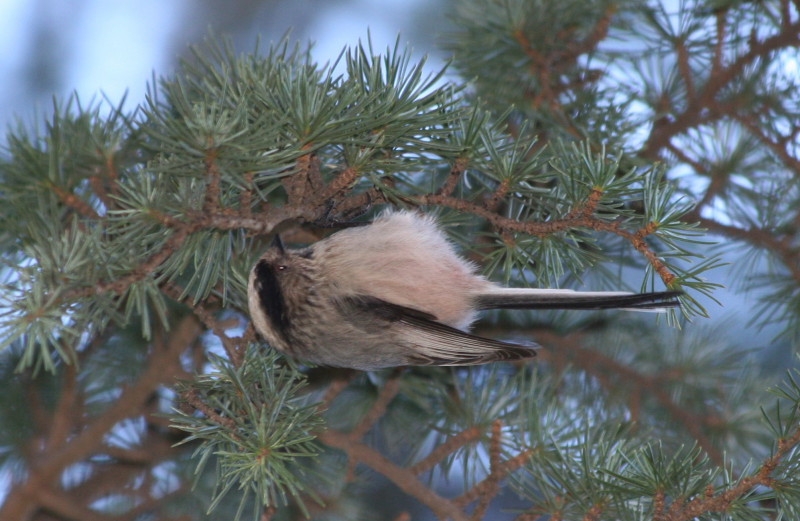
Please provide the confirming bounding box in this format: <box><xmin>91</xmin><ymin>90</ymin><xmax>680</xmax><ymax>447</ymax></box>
<box><xmin>247</xmin><ymin>211</ymin><xmax>681</xmax><ymax>369</ymax></box>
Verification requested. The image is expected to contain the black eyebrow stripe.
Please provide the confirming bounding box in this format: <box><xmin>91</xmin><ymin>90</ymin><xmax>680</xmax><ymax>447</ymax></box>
<box><xmin>254</xmin><ymin>260</ymin><xmax>291</xmax><ymax>341</ymax></box>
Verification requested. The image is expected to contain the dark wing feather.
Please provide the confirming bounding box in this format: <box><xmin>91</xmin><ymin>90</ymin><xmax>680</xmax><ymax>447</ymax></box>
<box><xmin>396</xmin><ymin>313</ymin><xmax>538</xmax><ymax>365</ymax></box>
<box><xmin>339</xmin><ymin>296</ymin><xmax>537</xmax><ymax>366</ymax></box>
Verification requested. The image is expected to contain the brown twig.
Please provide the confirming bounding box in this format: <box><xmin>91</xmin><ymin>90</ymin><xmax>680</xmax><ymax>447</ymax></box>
<box><xmin>50</xmin><ymin>182</ymin><xmax>101</xmax><ymax>220</ymax></box>
<box><xmin>409</xmin><ymin>426</ymin><xmax>483</xmax><ymax>475</ymax></box>
<box><xmin>438</xmin><ymin>156</ymin><xmax>470</xmax><ymax>197</ymax></box>
<box><xmin>642</xmin><ymin>10</ymin><xmax>800</xmax><ymax>160</ymax></box>
<box><xmin>349</xmin><ymin>373</ymin><xmax>402</xmax><ymax>441</ymax></box>
<box><xmin>468</xmin><ymin>420</ymin><xmax>503</xmax><ymax>520</ymax></box>
<box><xmin>320</xmin><ymin>374</ymin><xmax>356</xmax><ymax>408</ymax></box>
<box><xmin>181</xmin><ymin>388</ymin><xmax>240</xmax><ymax>438</ymax></box>
<box><xmin>419</xmin><ymin>193</ymin><xmax>678</xmax><ymax>287</ymax></box>
<box><xmin>670</xmin><ymin>424</ymin><xmax>800</xmax><ymax>520</ymax></box>
<box><xmin>203</xmin><ymin>148</ymin><xmax>222</xmax><ymax>211</ymax></box>
<box><xmin>535</xmin><ymin>331</ymin><xmax>724</xmax><ymax>463</ymax></box>
<box><xmin>318</xmin><ymin>428</ymin><xmax>470</xmax><ymax>521</ymax></box>
<box><xmin>456</xmin><ymin>447</ymin><xmax>534</xmax><ymax>509</ymax></box>
<box><xmin>45</xmin><ymin>362</ymin><xmax>79</xmax><ymax>450</ymax></box>
<box><xmin>162</xmin><ymin>281</ymin><xmax>247</xmax><ymax>366</ymax></box>
<box><xmin>317</xmin><ymin>165</ymin><xmax>363</xmax><ymax>205</ymax></box>
<box><xmin>283</xmin><ymin>149</ymin><xmax>323</xmax><ymax>206</ymax></box>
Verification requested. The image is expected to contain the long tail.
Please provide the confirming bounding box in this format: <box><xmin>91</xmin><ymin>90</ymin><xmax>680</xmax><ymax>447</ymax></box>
<box><xmin>475</xmin><ymin>288</ymin><xmax>682</xmax><ymax>311</ymax></box>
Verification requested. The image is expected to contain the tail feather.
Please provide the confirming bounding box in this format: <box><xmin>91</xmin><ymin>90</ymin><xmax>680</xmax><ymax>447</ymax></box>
<box><xmin>475</xmin><ymin>288</ymin><xmax>682</xmax><ymax>311</ymax></box>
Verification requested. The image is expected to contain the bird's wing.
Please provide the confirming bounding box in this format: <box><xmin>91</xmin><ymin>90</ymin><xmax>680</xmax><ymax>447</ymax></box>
<box><xmin>338</xmin><ymin>296</ymin><xmax>537</xmax><ymax>366</ymax></box>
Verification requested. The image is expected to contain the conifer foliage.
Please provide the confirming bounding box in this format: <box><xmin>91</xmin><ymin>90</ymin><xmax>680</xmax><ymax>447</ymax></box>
<box><xmin>1</xmin><ymin>1</ymin><xmax>800</xmax><ymax>520</ymax></box>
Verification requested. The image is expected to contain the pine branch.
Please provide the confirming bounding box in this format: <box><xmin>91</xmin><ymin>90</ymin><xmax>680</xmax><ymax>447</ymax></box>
<box><xmin>419</xmin><ymin>192</ymin><xmax>680</xmax><ymax>287</ymax></box>
<box><xmin>671</xmin><ymin>424</ymin><xmax>800</xmax><ymax>520</ymax></box>
<box><xmin>536</xmin><ymin>330</ymin><xmax>727</xmax><ymax>463</ymax></box>
<box><xmin>408</xmin><ymin>426</ymin><xmax>483</xmax><ymax>475</ymax></box>
<box><xmin>348</xmin><ymin>373</ymin><xmax>402</xmax><ymax>441</ymax></box>
<box><xmin>318</xmin><ymin>428</ymin><xmax>470</xmax><ymax>521</ymax></box>
<box><xmin>641</xmin><ymin>9</ymin><xmax>800</xmax><ymax>158</ymax></box>
<box><xmin>5</xmin><ymin>6</ymin><xmax>799</xmax><ymax>517</ymax></box>
<box><xmin>0</xmin><ymin>316</ymin><xmax>200</xmax><ymax>520</ymax></box>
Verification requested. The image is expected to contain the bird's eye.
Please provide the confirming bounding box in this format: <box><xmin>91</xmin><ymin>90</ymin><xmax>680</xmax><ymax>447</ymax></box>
<box><xmin>277</xmin><ymin>265</ymin><xmax>287</xmax><ymax>271</ymax></box>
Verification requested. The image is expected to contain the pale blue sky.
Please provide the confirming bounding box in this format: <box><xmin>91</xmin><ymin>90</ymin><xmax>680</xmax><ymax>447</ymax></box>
<box><xmin>0</xmin><ymin>0</ymin><xmax>445</xmax><ymax>134</ymax></box>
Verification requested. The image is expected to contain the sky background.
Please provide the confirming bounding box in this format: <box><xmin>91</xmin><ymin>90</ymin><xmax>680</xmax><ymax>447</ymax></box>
<box><xmin>0</xmin><ymin>0</ymin><xmax>450</xmax><ymax>137</ymax></box>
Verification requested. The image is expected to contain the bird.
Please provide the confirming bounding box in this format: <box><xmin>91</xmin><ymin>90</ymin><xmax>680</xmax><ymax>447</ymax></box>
<box><xmin>247</xmin><ymin>211</ymin><xmax>681</xmax><ymax>370</ymax></box>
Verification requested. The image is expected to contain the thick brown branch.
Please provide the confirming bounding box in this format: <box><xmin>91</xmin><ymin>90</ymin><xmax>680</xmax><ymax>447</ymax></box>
<box><xmin>0</xmin><ymin>316</ymin><xmax>200</xmax><ymax>521</ymax></box>
<box><xmin>568</xmin><ymin>5</ymin><xmax>615</xmax><ymax>60</ymax></box>
<box><xmin>61</xmin><ymin>205</ymin><xmax>308</xmax><ymax>307</ymax></box>
<box><xmin>564</xmin><ymin>187</ymin><xmax>604</xmax><ymax>220</ymax></box>
<box><xmin>46</xmin><ymin>362</ymin><xmax>79</xmax><ymax>450</ymax></box>
<box><xmin>320</xmin><ymin>374</ymin><xmax>356</xmax><ymax>408</ymax></box>
<box><xmin>485</xmin><ymin>178</ymin><xmax>512</xmax><ymax>213</ymax></box>
<box><xmin>37</xmin><ymin>487</ymin><xmax>109</xmax><ymax>521</ymax></box>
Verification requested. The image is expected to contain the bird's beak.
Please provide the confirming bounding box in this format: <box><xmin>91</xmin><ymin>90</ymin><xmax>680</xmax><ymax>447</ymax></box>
<box><xmin>271</xmin><ymin>234</ymin><xmax>286</xmax><ymax>254</ymax></box>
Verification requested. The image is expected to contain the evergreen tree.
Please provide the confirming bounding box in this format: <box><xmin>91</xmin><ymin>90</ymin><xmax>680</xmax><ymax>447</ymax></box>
<box><xmin>2</xmin><ymin>1</ymin><xmax>800</xmax><ymax>520</ymax></box>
